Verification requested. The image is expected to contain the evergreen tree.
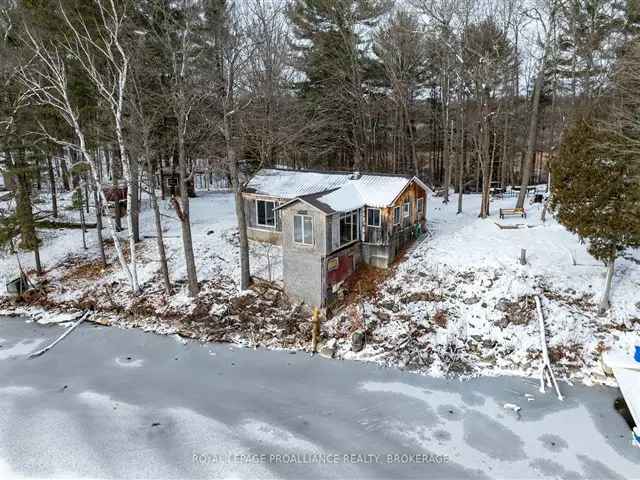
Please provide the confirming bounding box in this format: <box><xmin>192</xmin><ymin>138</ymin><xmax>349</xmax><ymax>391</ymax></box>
<box><xmin>0</xmin><ymin>147</ymin><xmax>43</xmax><ymax>276</ymax></box>
<box><xmin>550</xmin><ymin>116</ymin><xmax>640</xmax><ymax>312</ymax></box>
<box><xmin>288</xmin><ymin>0</ymin><xmax>390</xmax><ymax>168</ymax></box>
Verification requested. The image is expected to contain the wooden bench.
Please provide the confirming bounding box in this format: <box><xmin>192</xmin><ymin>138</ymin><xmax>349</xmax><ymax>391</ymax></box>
<box><xmin>499</xmin><ymin>207</ymin><xmax>526</xmax><ymax>219</ymax></box>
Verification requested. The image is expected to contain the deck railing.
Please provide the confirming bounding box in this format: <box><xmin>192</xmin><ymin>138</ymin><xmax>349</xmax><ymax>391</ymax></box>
<box><xmin>364</xmin><ymin>225</ymin><xmax>384</xmax><ymax>244</ymax></box>
<box><xmin>364</xmin><ymin>222</ymin><xmax>420</xmax><ymax>246</ymax></box>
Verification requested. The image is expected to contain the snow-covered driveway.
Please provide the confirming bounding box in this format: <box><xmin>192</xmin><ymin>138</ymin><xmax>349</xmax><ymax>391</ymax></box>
<box><xmin>0</xmin><ymin>316</ymin><xmax>637</xmax><ymax>479</ymax></box>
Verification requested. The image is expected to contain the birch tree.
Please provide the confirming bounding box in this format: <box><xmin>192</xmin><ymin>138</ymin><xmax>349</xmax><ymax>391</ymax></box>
<box><xmin>127</xmin><ymin>65</ymin><xmax>172</xmax><ymax>296</ymax></box>
<box><xmin>18</xmin><ymin>27</ymin><xmax>137</xmax><ymax>291</ymax></box>
<box><xmin>57</xmin><ymin>0</ymin><xmax>140</xmax><ymax>291</ymax></box>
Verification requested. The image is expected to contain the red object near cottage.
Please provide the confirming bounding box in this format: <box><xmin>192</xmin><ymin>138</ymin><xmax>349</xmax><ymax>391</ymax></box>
<box><xmin>327</xmin><ymin>254</ymin><xmax>353</xmax><ymax>285</ymax></box>
<box><xmin>102</xmin><ymin>185</ymin><xmax>127</xmax><ymax>202</ymax></box>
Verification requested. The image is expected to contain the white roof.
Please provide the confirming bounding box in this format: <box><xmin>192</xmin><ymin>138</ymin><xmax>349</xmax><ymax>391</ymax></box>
<box><xmin>248</xmin><ymin>169</ymin><xmax>426</xmax><ymax>213</ymax></box>
<box><xmin>316</xmin><ymin>182</ymin><xmax>365</xmax><ymax>212</ymax></box>
<box><xmin>316</xmin><ymin>176</ymin><xmax>417</xmax><ymax>211</ymax></box>
<box><xmin>246</xmin><ymin>169</ymin><xmax>352</xmax><ymax>198</ymax></box>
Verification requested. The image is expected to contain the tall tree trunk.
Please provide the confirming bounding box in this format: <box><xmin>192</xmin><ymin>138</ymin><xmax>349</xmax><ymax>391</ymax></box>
<box><xmin>442</xmin><ymin>116</ymin><xmax>451</xmax><ymax>203</ymax></box>
<box><xmin>84</xmin><ymin>176</ymin><xmax>90</xmax><ymax>213</ymax></box>
<box><xmin>78</xmin><ymin>185</ymin><xmax>87</xmax><ymax>250</ymax></box>
<box><xmin>130</xmin><ymin>155</ymin><xmax>140</xmax><ymax>243</ymax></box>
<box><xmin>516</xmin><ymin>41</ymin><xmax>548</xmax><ymax>209</ymax></box>
<box><xmin>223</xmin><ymin>107</ymin><xmax>251</xmax><ymax>290</ymax></box>
<box><xmin>34</xmin><ymin>248</ymin><xmax>42</xmax><ymax>276</ymax></box>
<box><xmin>598</xmin><ymin>257</ymin><xmax>615</xmax><ymax>313</ymax></box>
<box><xmin>46</xmin><ymin>153</ymin><xmax>58</xmax><ymax>218</ymax></box>
<box><xmin>146</xmin><ymin>155</ymin><xmax>171</xmax><ymax>296</ymax></box>
<box><xmin>457</xmin><ymin>105</ymin><xmax>465</xmax><ymax>214</ymax></box>
<box><xmin>442</xmin><ymin>66</ymin><xmax>451</xmax><ymax>203</ymax></box>
<box><xmin>159</xmin><ymin>157</ymin><xmax>166</xmax><ymax>201</ymax></box>
<box><xmin>500</xmin><ymin>113</ymin><xmax>510</xmax><ymax>187</ymax></box>
<box><xmin>479</xmin><ymin>164</ymin><xmax>491</xmax><ymax>218</ymax></box>
<box><xmin>93</xmin><ymin>184</ymin><xmax>107</xmax><ymax>267</ymax></box>
<box><xmin>176</xmin><ymin>117</ymin><xmax>199</xmax><ymax>297</ymax></box>
<box><xmin>60</xmin><ymin>154</ymin><xmax>70</xmax><ymax>191</ymax></box>
<box><xmin>14</xmin><ymin>148</ymin><xmax>43</xmax><ymax>275</ymax></box>
<box><xmin>232</xmin><ymin>156</ymin><xmax>251</xmax><ymax>291</ymax></box>
<box><xmin>73</xmin><ymin>129</ymin><xmax>135</xmax><ymax>291</ymax></box>
<box><xmin>115</xmin><ymin>140</ymin><xmax>140</xmax><ymax>292</ymax></box>
<box><xmin>111</xmin><ymin>149</ymin><xmax>122</xmax><ymax>231</ymax></box>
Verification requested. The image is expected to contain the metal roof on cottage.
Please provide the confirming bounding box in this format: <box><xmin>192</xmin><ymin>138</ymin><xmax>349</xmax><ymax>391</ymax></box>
<box><xmin>248</xmin><ymin>168</ymin><xmax>429</xmax><ymax>214</ymax></box>
<box><xmin>245</xmin><ymin>169</ymin><xmax>353</xmax><ymax>198</ymax></box>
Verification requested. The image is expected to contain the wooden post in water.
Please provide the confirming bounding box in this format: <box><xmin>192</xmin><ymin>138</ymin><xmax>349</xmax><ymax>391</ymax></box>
<box><xmin>311</xmin><ymin>307</ymin><xmax>321</xmax><ymax>353</ymax></box>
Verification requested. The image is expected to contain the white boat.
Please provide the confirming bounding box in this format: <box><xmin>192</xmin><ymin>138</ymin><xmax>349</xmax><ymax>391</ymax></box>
<box><xmin>603</xmin><ymin>349</ymin><xmax>640</xmax><ymax>447</ymax></box>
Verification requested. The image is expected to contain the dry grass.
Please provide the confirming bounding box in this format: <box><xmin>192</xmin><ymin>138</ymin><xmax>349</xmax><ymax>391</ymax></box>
<box><xmin>342</xmin><ymin>263</ymin><xmax>396</xmax><ymax>306</ymax></box>
<box><xmin>433</xmin><ymin>309</ymin><xmax>448</xmax><ymax>328</ymax></box>
<box><xmin>62</xmin><ymin>259</ymin><xmax>108</xmax><ymax>281</ymax></box>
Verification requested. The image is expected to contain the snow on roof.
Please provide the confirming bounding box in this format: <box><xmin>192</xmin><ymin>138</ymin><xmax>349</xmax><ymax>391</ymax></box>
<box><xmin>315</xmin><ymin>182</ymin><xmax>364</xmax><ymax>212</ymax></box>
<box><xmin>245</xmin><ymin>169</ymin><xmax>353</xmax><ymax>198</ymax></box>
<box><xmin>249</xmin><ymin>168</ymin><xmax>424</xmax><ymax>213</ymax></box>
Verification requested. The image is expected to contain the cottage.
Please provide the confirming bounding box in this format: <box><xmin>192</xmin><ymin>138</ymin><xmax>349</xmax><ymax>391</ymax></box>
<box><xmin>243</xmin><ymin>168</ymin><xmax>429</xmax><ymax>308</ymax></box>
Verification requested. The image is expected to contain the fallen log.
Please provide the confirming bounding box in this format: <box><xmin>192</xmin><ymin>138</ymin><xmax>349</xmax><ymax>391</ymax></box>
<box><xmin>29</xmin><ymin>311</ymin><xmax>92</xmax><ymax>359</ymax></box>
<box><xmin>36</xmin><ymin>220</ymin><xmax>97</xmax><ymax>229</ymax></box>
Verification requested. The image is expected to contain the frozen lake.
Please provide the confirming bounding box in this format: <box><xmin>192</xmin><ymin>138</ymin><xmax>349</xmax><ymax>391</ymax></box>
<box><xmin>0</xmin><ymin>316</ymin><xmax>637</xmax><ymax>479</ymax></box>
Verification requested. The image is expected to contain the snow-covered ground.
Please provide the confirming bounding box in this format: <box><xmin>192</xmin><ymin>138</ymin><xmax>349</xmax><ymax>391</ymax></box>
<box><xmin>329</xmin><ymin>192</ymin><xmax>640</xmax><ymax>384</ymax></box>
<box><xmin>0</xmin><ymin>189</ymin><xmax>281</xmax><ymax>301</ymax></box>
<box><xmin>1</xmin><ymin>188</ymin><xmax>639</xmax><ymax>386</ymax></box>
<box><xmin>1</xmin><ymin>316</ymin><xmax>638</xmax><ymax>480</ymax></box>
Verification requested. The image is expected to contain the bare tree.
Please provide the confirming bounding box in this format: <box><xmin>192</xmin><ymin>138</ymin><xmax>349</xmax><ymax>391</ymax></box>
<box><xmin>412</xmin><ymin>0</ymin><xmax>458</xmax><ymax>198</ymax></box>
<box><xmin>463</xmin><ymin>15</ymin><xmax>513</xmax><ymax>217</ymax></box>
<box><xmin>18</xmin><ymin>26</ymin><xmax>137</xmax><ymax>291</ymax></box>
<box><xmin>127</xmin><ymin>68</ymin><xmax>172</xmax><ymax>296</ymax></box>
<box><xmin>59</xmin><ymin>0</ymin><xmax>140</xmax><ymax>290</ymax></box>
<box><xmin>374</xmin><ymin>10</ymin><xmax>426</xmax><ymax>176</ymax></box>
<box><xmin>218</xmin><ymin>4</ymin><xmax>253</xmax><ymax>291</ymax></box>
<box><xmin>152</xmin><ymin>2</ymin><xmax>212</xmax><ymax>297</ymax></box>
<box><xmin>516</xmin><ymin>5</ymin><xmax>554</xmax><ymax>209</ymax></box>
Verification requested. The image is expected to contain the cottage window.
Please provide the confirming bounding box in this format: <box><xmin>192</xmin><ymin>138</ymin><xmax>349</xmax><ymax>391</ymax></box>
<box><xmin>403</xmin><ymin>202</ymin><xmax>411</xmax><ymax>218</ymax></box>
<box><xmin>294</xmin><ymin>214</ymin><xmax>313</xmax><ymax>245</ymax></box>
<box><xmin>417</xmin><ymin>197</ymin><xmax>424</xmax><ymax>215</ymax></box>
<box><xmin>256</xmin><ymin>200</ymin><xmax>276</xmax><ymax>227</ymax></box>
<box><xmin>366</xmin><ymin>208</ymin><xmax>381</xmax><ymax>227</ymax></box>
<box><xmin>393</xmin><ymin>206</ymin><xmax>401</xmax><ymax>225</ymax></box>
<box><xmin>339</xmin><ymin>210</ymin><xmax>359</xmax><ymax>246</ymax></box>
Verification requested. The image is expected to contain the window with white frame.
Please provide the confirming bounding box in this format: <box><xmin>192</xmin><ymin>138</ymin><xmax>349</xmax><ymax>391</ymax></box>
<box><xmin>393</xmin><ymin>206</ymin><xmax>401</xmax><ymax>225</ymax></box>
<box><xmin>294</xmin><ymin>214</ymin><xmax>313</xmax><ymax>245</ymax></box>
<box><xmin>256</xmin><ymin>199</ymin><xmax>276</xmax><ymax>227</ymax></box>
<box><xmin>417</xmin><ymin>197</ymin><xmax>424</xmax><ymax>215</ymax></box>
<box><xmin>366</xmin><ymin>208</ymin><xmax>381</xmax><ymax>227</ymax></box>
<box><xmin>403</xmin><ymin>202</ymin><xmax>410</xmax><ymax>218</ymax></box>
<box><xmin>339</xmin><ymin>209</ymin><xmax>359</xmax><ymax>246</ymax></box>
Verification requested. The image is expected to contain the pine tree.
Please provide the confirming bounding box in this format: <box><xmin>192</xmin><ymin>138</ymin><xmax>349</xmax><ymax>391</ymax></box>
<box><xmin>288</xmin><ymin>0</ymin><xmax>390</xmax><ymax>168</ymax></box>
<box><xmin>550</xmin><ymin>116</ymin><xmax>640</xmax><ymax>312</ymax></box>
<box><xmin>0</xmin><ymin>147</ymin><xmax>43</xmax><ymax>276</ymax></box>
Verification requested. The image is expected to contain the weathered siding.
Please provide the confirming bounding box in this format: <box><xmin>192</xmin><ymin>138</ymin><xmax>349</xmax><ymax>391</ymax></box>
<box><xmin>360</xmin><ymin>180</ymin><xmax>428</xmax><ymax>267</ymax></box>
<box><xmin>325</xmin><ymin>242</ymin><xmax>362</xmax><ymax>305</ymax></box>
